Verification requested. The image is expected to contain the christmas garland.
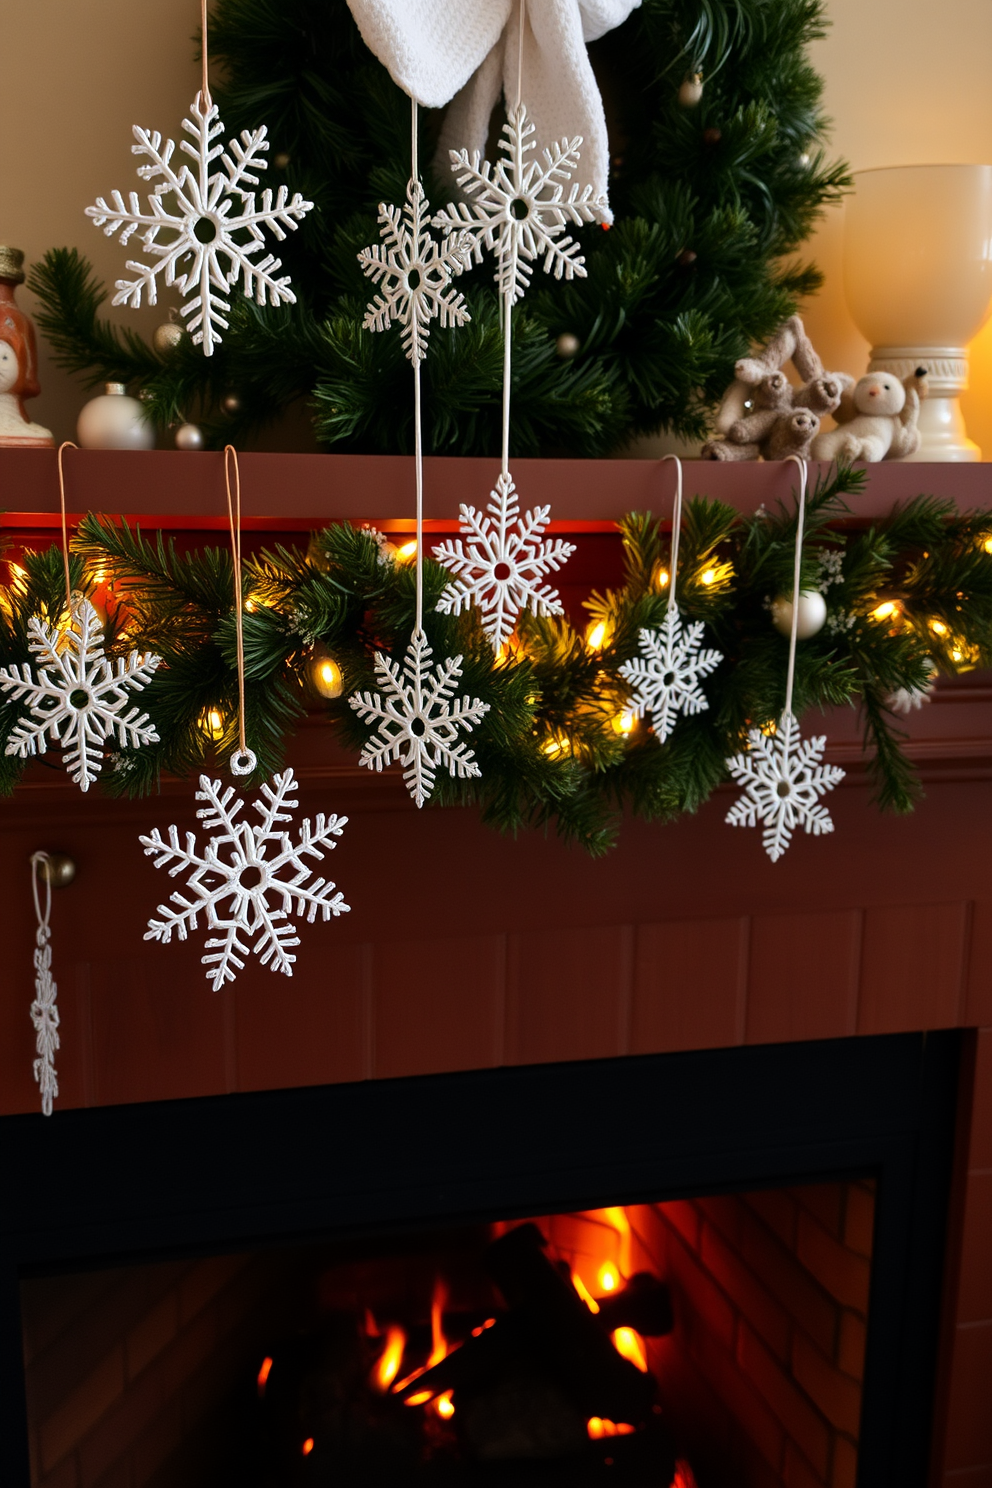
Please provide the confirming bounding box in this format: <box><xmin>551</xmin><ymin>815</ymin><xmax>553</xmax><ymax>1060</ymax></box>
<box><xmin>1</xmin><ymin>468</ymin><xmax>990</xmax><ymax>855</ymax></box>
<box><xmin>27</xmin><ymin>0</ymin><xmax>849</xmax><ymax>455</ymax></box>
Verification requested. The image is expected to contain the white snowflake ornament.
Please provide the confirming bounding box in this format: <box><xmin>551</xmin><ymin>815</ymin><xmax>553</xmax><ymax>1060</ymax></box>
<box><xmin>31</xmin><ymin>916</ymin><xmax>59</xmax><ymax>1119</ymax></box>
<box><xmin>619</xmin><ymin>609</ymin><xmax>722</xmax><ymax>743</ymax></box>
<box><xmin>358</xmin><ymin>179</ymin><xmax>471</xmax><ymax>362</ymax></box>
<box><xmin>435</xmin><ymin>102</ymin><xmax>605</xmax><ymax>305</ymax></box>
<box><xmin>86</xmin><ymin>95</ymin><xmax>313</xmax><ymax>356</ymax></box>
<box><xmin>433</xmin><ymin>472</ymin><xmax>576</xmax><ymax>649</ymax></box>
<box><xmin>349</xmin><ymin>629</ymin><xmax>490</xmax><ymax>807</ymax></box>
<box><xmin>140</xmin><ymin>767</ymin><xmax>349</xmax><ymax>991</ymax></box>
<box><xmin>725</xmin><ymin>713</ymin><xmax>845</xmax><ymax>862</ymax></box>
<box><xmin>0</xmin><ymin>598</ymin><xmax>161</xmax><ymax>791</ymax></box>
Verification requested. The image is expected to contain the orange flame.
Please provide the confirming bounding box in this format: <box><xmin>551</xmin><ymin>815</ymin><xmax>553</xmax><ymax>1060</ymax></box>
<box><xmin>572</xmin><ymin>1272</ymin><xmax>601</xmax><ymax>1314</ymax></box>
<box><xmin>601</xmin><ymin>1206</ymin><xmax>633</xmax><ymax>1276</ymax></box>
<box><xmin>597</xmin><ymin>1261</ymin><xmax>620</xmax><ymax>1293</ymax></box>
<box><xmin>301</xmin><ymin>1438</ymin><xmax>314</xmax><ymax>1456</ymax></box>
<box><xmin>373</xmin><ymin>1326</ymin><xmax>407</xmax><ymax>1391</ymax></box>
<box><xmin>428</xmin><ymin>1278</ymin><xmax>450</xmax><ymax>1368</ymax></box>
<box><xmin>471</xmin><ymin>1317</ymin><xmax>497</xmax><ymax>1337</ymax></box>
<box><xmin>435</xmin><ymin>1390</ymin><xmax>455</xmax><ymax>1419</ymax></box>
<box><xmin>256</xmin><ymin>1356</ymin><xmax>273</xmax><ymax>1396</ymax></box>
<box><xmin>612</xmin><ymin>1326</ymin><xmax>648</xmax><ymax>1372</ymax></box>
<box><xmin>587</xmin><ymin>1418</ymin><xmax>636</xmax><ymax>1439</ymax></box>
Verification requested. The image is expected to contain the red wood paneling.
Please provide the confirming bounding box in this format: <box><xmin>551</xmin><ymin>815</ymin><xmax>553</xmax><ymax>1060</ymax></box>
<box><xmin>371</xmin><ymin>933</ymin><xmax>506</xmax><ymax>1080</ymax></box>
<box><xmin>631</xmin><ymin>917</ymin><xmax>748</xmax><ymax>1053</ymax></box>
<box><xmin>858</xmin><ymin>903</ymin><xmax>969</xmax><ymax>1035</ymax></box>
<box><xmin>746</xmin><ymin>911</ymin><xmax>861</xmax><ymax>1045</ymax></box>
<box><xmin>506</xmin><ymin>924</ymin><xmax>632</xmax><ymax>1065</ymax></box>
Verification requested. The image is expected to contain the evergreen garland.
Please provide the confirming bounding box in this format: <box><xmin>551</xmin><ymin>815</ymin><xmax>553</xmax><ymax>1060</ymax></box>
<box><xmin>2</xmin><ymin>472</ymin><xmax>990</xmax><ymax>855</ymax></box>
<box><xmin>28</xmin><ymin>0</ymin><xmax>848</xmax><ymax>454</ymax></box>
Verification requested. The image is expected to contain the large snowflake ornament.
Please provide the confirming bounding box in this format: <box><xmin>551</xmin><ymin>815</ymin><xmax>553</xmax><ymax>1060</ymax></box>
<box><xmin>358</xmin><ymin>179</ymin><xmax>471</xmax><ymax>362</ymax></box>
<box><xmin>349</xmin><ymin>629</ymin><xmax>490</xmax><ymax>808</ymax></box>
<box><xmin>434</xmin><ymin>102</ymin><xmax>605</xmax><ymax>305</ymax></box>
<box><xmin>619</xmin><ymin>609</ymin><xmax>722</xmax><ymax>743</ymax></box>
<box><xmin>433</xmin><ymin>472</ymin><xmax>576</xmax><ymax>649</ymax></box>
<box><xmin>86</xmin><ymin>96</ymin><xmax>314</xmax><ymax>356</ymax></box>
<box><xmin>725</xmin><ymin>713</ymin><xmax>845</xmax><ymax>862</ymax></box>
<box><xmin>0</xmin><ymin>598</ymin><xmax>161</xmax><ymax>791</ymax></box>
<box><xmin>140</xmin><ymin>768</ymin><xmax>349</xmax><ymax>991</ymax></box>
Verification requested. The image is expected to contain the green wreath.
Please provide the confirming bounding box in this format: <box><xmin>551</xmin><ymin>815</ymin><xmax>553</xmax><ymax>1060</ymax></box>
<box><xmin>29</xmin><ymin>0</ymin><xmax>848</xmax><ymax>455</ymax></box>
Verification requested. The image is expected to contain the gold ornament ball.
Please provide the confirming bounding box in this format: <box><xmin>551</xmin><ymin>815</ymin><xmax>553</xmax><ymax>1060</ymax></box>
<box><xmin>556</xmin><ymin>332</ymin><xmax>581</xmax><ymax>359</ymax></box>
<box><xmin>175</xmin><ymin>422</ymin><xmax>205</xmax><ymax>452</ymax></box>
<box><xmin>771</xmin><ymin>589</ymin><xmax>827</xmax><ymax>639</ymax></box>
<box><xmin>221</xmin><ymin>393</ymin><xmax>242</xmax><ymax>415</ymax></box>
<box><xmin>679</xmin><ymin>73</ymin><xmax>704</xmax><ymax>108</ymax></box>
<box><xmin>153</xmin><ymin>322</ymin><xmax>185</xmax><ymax>355</ymax></box>
<box><xmin>35</xmin><ymin>852</ymin><xmax>77</xmax><ymax>889</ymax></box>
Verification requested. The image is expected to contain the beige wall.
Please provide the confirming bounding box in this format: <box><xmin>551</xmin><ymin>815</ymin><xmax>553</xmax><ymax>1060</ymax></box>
<box><xmin>4</xmin><ymin>0</ymin><xmax>992</xmax><ymax>453</ymax></box>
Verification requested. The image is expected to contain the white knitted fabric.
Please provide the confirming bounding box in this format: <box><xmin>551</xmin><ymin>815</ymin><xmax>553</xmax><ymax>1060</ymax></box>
<box><xmin>346</xmin><ymin>0</ymin><xmax>641</xmax><ymax>217</ymax></box>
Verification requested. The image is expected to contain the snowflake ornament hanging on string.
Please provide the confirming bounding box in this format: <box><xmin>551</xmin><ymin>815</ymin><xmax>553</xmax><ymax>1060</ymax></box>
<box><xmin>349</xmin><ymin>629</ymin><xmax>490</xmax><ymax>808</ymax></box>
<box><xmin>358</xmin><ymin>179</ymin><xmax>472</xmax><ymax>362</ymax></box>
<box><xmin>141</xmin><ymin>767</ymin><xmax>350</xmax><ymax>991</ymax></box>
<box><xmin>0</xmin><ymin>597</ymin><xmax>161</xmax><ymax>791</ymax></box>
<box><xmin>435</xmin><ymin>103</ymin><xmax>605</xmax><ymax>305</ymax></box>
<box><xmin>433</xmin><ymin>472</ymin><xmax>576</xmax><ymax>649</ymax></box>
<box><xmin>619</xmin><ymin>609</ymin><xmax>722</xmax><ymax>743</ymax></box>
<box><xmin>31</xmin><ymin>915</ymin><xmax>59</xmax><ymax>1119</ymax></box>
<box><xmin>725</xmin><ymin>713</ymin><xmax>845</xmax><ymax>862</ymax></box>
<box><xmin>86</xmin><ymin>96</ymin><xmax>313</xmax><ymax>355</ymax></box>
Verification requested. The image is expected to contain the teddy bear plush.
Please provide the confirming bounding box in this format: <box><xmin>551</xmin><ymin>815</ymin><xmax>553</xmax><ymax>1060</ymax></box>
<box><xmin>811</xmin><ymin>369</ymin><xmax>927</xmax><ymax>463</ymax></box>
<box><xmin>704</xmin><ymin>315</ymin><xmax>850</xmax><ymax>460</ymax></box>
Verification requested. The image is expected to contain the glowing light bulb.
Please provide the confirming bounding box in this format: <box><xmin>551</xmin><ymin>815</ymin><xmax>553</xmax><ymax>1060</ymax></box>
<box><xmin>655</xmin><ymin>567</ymin><xmax>670</xmax><ymax>591</ymax></box>
<box><xmin>984</xmin><ymin>536</ymin><xmax>992</xmax><ymax>554</ymax></box>
<box><xmin>199</xmin><ymin>707</ymin><xmax>225</xmax><ymax>742</ymax></box>
<box><xmin>701</xmin><ymin>568</ymin><xmax>717</xmax><ymax>586</ymax></box>
<box><xmin>612</xmin><ymin>709</ymin><xmax>636</xmax><ymax>737</ymax></box>
<box><xmin>396</xmin><ymin>540</ymin><xmax>418</xmax><ymax>564</ymax></box>
<box><xmin>312</xmin><ymin>652</ymin><xmax>343</xmax><ymax>699</ymax></box>
<box><xmin>542</xmin><ymin>734</ymin><xmax>569</xmax><ymax>760</ymax></box>
<box><xmin>585</xmin><ymin>619</ymin><xmax>610</xmax><ymax>651</ymax></box>
<box><xmin>930</xmin><ymin>619</ymin><xmax>948</xmax><ymax>636</ymax></box>
<box><xmin>871</xmin><ymin>601</ymin><xmax>897</xmax><ymax>621</ymax></box>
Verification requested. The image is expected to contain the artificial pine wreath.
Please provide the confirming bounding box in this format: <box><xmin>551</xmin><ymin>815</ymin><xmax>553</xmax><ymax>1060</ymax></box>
<box><xmin>1</xmin><ymin>470</ymin><xmax>990</xmax><ymax>856</ymax></box>
<box><xmin>28</xmin><ymin>0</ymin><xmax>849</xmax><ymax>454</ymax></box>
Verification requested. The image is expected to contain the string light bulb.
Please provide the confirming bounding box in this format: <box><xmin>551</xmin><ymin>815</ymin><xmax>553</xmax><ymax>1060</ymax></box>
<box><xmin>585</xmin><ymin>619</ymin><xmax>611</xmax><ymax>651</ymax></box>
<box><xmin>199</xmin><ymin>706</ymin><xmax>226</xmax><ymax>742</ymax></box>
<box><xmin>311</xmin><ymin>647</ymin><xmax>344</xmax><ymax>699</ymax></box>
<box><xmin>396</xmin><ymin>540</ymin><xmax>418</xmax><ymax>564</ymax></box>
<box><xmin>871</xmin><ymin>600</ymin><xmax>898</xmax><ymax>621</ymax></box>
<box><xmin>701</xmin><ymin>568</ymin><xmax>717</xmax><ymax>586</ymax></box>
<box><xmin>930</xmin><ymin>619</ymin><xmax>949</xmax><ymax>636</ymax></box>
<box><xmin>654</xmin><ymin>566</ymin><xmax>670</xmax><ymax>591</ymax></box>
<box><xmin>612</xmin><ymin>709</ymin><xmax>636</xmax><ymax>737</ymax></box>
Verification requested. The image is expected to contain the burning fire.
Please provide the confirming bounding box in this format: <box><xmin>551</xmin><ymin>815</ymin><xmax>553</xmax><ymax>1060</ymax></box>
<box><xmin>373</xmin><ymin>1325</ymin><xmax>407</xmax><ymax>1391</ymax></box>
<box><xmin>612</xmin><ymin>1326</ymin><xmax>649</xmax><ymax>1372</ymax></box>
<box><xmin>587</xmin><ymin>1417</ymin><xmax>636</xmax><ymax>1439</ymax></box>
<box><xmin>256</xmin><ymin>1356</ymin><xmax>273</xmax><ymax>1396</ymax></box>
<box><xmin>571</xmin><ymin>1272</ymin><xmax>601</xmax><ymax>1313</ymax></box>
<box><xmin>394</xmin><ymin>1278</ymin><xmax>457</xmax><ymax>1416</ymax></box>
<box><xmin>301</xmin><ymin>1437</ymin><xmax>314</xmax><ymax>1456</ymax></box>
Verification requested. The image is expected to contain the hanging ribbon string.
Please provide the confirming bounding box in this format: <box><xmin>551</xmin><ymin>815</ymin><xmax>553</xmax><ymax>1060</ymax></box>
<box><xmin>56</xmin><ymin>440</ymin><xmax>77</xmax><ymax>617</ymax></box>
<box><xmin>200</xmin><ymin>0</ymin><xmax>212</xmax><ymax>111</ymax></box>
<box><xmin>663</xmin><ymin>454</ymin><xmax>684</xmax><ymax>613</ymax></box>
<box><xmin>501</xmin><ymin>0</ymin><xmax>527</xmax><ymax>483</ymax></box>
<box><xmin>224</xmin><ymin>445</ymin><xmax>255</xmax><ymax>774</ymax></box>
<box><xmin>411</xmin><ymin>97</ymin><xmax>425</xmax><ymax>634</ymax></box>
<box><xmin>783</xmin><ymin>454</ymin><xmax>808</xmax><ymax>722</ymax></box>
<box><xmin>29</xmin><ymin>852</ymin><xmax>59</xmax><ymax>1118</ymax></box>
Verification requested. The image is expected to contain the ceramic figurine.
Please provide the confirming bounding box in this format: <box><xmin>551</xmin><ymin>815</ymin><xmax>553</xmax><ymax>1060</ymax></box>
<box><xmin>0</xmin><ymin>248</ymin><xmax>54</xmax><ymax>448</ymax></box>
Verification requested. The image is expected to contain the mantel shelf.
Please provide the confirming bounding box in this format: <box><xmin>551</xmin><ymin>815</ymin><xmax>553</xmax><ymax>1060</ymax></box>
<box><xmin>1</xmin><ymin>450</ymin><xmax>990</xmax><ymax>530</ymax></box>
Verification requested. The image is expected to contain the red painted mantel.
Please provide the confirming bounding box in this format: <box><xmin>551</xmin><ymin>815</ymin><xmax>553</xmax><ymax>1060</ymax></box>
<box><xmin>0</xmin><ymin>451</ymin><xmax>990</xmax><ymax>1488</ymax></box>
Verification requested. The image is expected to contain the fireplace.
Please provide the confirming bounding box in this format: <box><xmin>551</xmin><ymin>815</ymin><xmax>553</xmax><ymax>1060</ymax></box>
<box><xmin>2</xmin><ymin>1033</ymin><xmax>962</xmax><ymax>1488</ymax></box>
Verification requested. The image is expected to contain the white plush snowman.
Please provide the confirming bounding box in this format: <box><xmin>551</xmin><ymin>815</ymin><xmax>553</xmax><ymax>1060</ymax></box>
<box><xmin>812</xmin><ymin>369</ymin><xmax>927</xmax><ymax>463</ymax></box>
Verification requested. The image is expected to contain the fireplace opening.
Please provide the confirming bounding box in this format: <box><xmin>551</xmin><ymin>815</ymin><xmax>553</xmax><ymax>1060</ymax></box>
<box><xmin>21</xmin><ymin>1180</ymin><xmax>876</xmax><ymax>1488</ymax></box>
<box><xmin>1</xmin><ymin>1032</ymin><xmax>963</xmax><ymax>1488</ymax></box>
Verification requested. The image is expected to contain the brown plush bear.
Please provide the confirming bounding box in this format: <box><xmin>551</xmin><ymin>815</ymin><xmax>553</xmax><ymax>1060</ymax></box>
<box><xmin>763</xmin><ymin>407</ymin><xmax>821</xmax><ymax>461</ymax></box>
<box><xmin>703</xmin><ymin>375</ymin><xmax>821</xmax><ymax>461</ymax></box>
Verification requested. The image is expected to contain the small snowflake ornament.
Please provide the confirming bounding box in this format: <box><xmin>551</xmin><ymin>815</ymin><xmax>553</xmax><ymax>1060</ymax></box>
<box><xmin>435</xmin><ymin>102</ymin><xmax>605</xmax><ymax>305</ymax></box>
<box><xmin>0</xmin><ymin>597</ymin><xmax>161</xmax><ymax>791</ymax></box>
<box><xmin>433</xmin><ymin>472</ymin><xmax>576</xmax><ymax>649</ymax></box>
<box><xmin>86</xmin><ymin>95</ymin><xmax>313</xmax><ymax>356</ymax></box>
<box><xmin>725</xmin><ymin>713</ymin><xmax>845</xmax><ymax>862</ymax></box>
<box><xmin>31</xmin><ymin>918</ymin><xmax>59</xmax><ymax>1119</ymax></box>
<box><xmin>619</xmin><ymin>609</ymin><xmax>722</xmax><ymax>743</ymax></box>
<box><xmin>141</xmin><ymin>767</ymin><xmax>349</xmax><ymax>991</ymax></box>
<box><xmin>349</xmin><ymin>629</ymin><xmax>490</xmax><ymax>807</ymax></box>
<box><xmin>358</xmin><ymin>179</ymin><xmax>471</xmax><ymax>362</ymax></box>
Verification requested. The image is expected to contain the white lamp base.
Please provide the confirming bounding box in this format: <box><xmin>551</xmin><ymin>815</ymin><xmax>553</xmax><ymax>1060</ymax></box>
<box><xmin>868</xmin><ymin>346</ymin><xmax>980</xmax><ymax>462</ymax></box>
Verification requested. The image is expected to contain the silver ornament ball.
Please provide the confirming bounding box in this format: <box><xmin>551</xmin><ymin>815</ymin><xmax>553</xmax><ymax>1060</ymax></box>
<box><xmin>153</xmin><ymin>321</ymin><xmax>185</xmax><ymax>355</ymax></box>
<box><xmin>77</xmin><ymin>383</ymin><xmax>155</xmax><ymax>450</ymax></box>
<box><xmin>771</xmin><ymin>589</ymin><xmax>827</xmax><ymax>640</ymax></box>
<box><xmin>175</xmin><ymin>422</ymin><xmax>205</xmax><ymax>452</ymax></box>
<box><xmin>556</xmin><ymin>332</ymin><xmax>581</xmax><ymax>359</ymax></box>
<box><xmin>679</xmin><ymin>73</ymin><xmax>704</xmax><ymax>108</ymax></box>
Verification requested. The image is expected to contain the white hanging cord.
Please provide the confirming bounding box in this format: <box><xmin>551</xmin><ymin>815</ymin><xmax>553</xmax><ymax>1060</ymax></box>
<box><xmin>501</xmin><ymin>0</ymin><xmax>526</xmax><ymax>482</ymax></box>
<box><xmin>516</xmin><ymin>0</ymin><xmax>526</xmax><ymax>112</ymax></box>
<box><xmin>57</xmin><ymin>440</ymin><xmax>78</xmax><ymax>618</ymax></box>
<box><xmin>200</xmin><ymin>0</ymin><xmax>212</xmax><ymax>112</ymax></box>
<box><xmin>411</xmin><ymin>96</ymin><xmax>424</xmax><ymax>634</ymax></box>
<box><xmin>29</xmin><ymin>853</ymin><xmax>59</xmax><ymax>1118</ymax></box>
<box><xmin>663</xmin><ymin>454</ymin><xmax>684</xmax><ymax>613</ymax></box>
<box><xmin>224</xmin><ymin>445</ymin><xmax>256</xmax><ymax>774</ymax></box>
<box><xmin>783</xmin><ymin>454</ymin><xmax>808</xmax><ymax>720</ymax></box>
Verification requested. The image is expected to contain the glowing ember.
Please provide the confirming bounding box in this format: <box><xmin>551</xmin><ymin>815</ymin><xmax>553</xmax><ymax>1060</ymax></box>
<box><xmin>435</xmin><ymin>1390</ymin><xmax>455</xmax><ymax>1419</ymax></box>
<box><xmin>428</xmin><ymin>1278</ymin><xmax>450</xmax><ymax>1368</ymax></box>
<box><xmin>612</xmin><ymin>1326</ymin><xmax>649</xmax><ymax>1372</ymax></box>
<box><xmin>301</xmin><ymin>1437</ymin><xmax>314</xmax><ymax>1456</ymax></box>
<box><xmin>373</xmin><ymin>1325</ymin><xmax>407</xmax><ymax>1391</ymax></box>
<box><xmin>256</xmin><ymin>1355</ymin><xmax>273</xmax><ymax>1396</ymax></box>
<box><xmin>587</xmin><ymin>1417</ymin><xmax>636</xmax><ymax>1439</ymax></box>
<box><xmin>471</xmin><ymin>1316</ymin><xmax>497</xmax><ymax>1337</ymax></box>
<box><xmin>572</xmin><ymin>1271</ymin><xmax>601</xmax><ymax>1313</ymax></box>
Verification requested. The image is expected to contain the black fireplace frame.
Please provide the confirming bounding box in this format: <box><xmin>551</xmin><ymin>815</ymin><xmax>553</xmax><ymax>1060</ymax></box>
<box><xmin>0</xmin><ymin>1030</ymin><xmax>965</xmax><ymax>1488</ymax></box>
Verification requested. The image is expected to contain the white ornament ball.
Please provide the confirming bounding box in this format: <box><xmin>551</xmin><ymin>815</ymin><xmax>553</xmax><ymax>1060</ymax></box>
<box><xmin>679</xmin><ymin>73</ymin><xmax>704</xmax><ymax>108</ymax></box>
<box><xmin>175</xmin><ymin>422</ymin><xmax>205</xmax><ymax>451</ymax></box>
<box><xmin>771</xmin><ymin>589</ymin><xmax>827</xmax><ymax>639</ymax></box>
<box><xmin>153</xmin><ymin>321</ymin><xmax>185</xmax><ymax>355</ymax></box>
<box><xmin>556</xmin><ymin>332</ymin><xmax>581</xmax><ymax>359</ymax></box>
<box><xmin>77</xmin><ymin>383</ymin><xmax>155</xmax><ymax>450</ymax></box>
